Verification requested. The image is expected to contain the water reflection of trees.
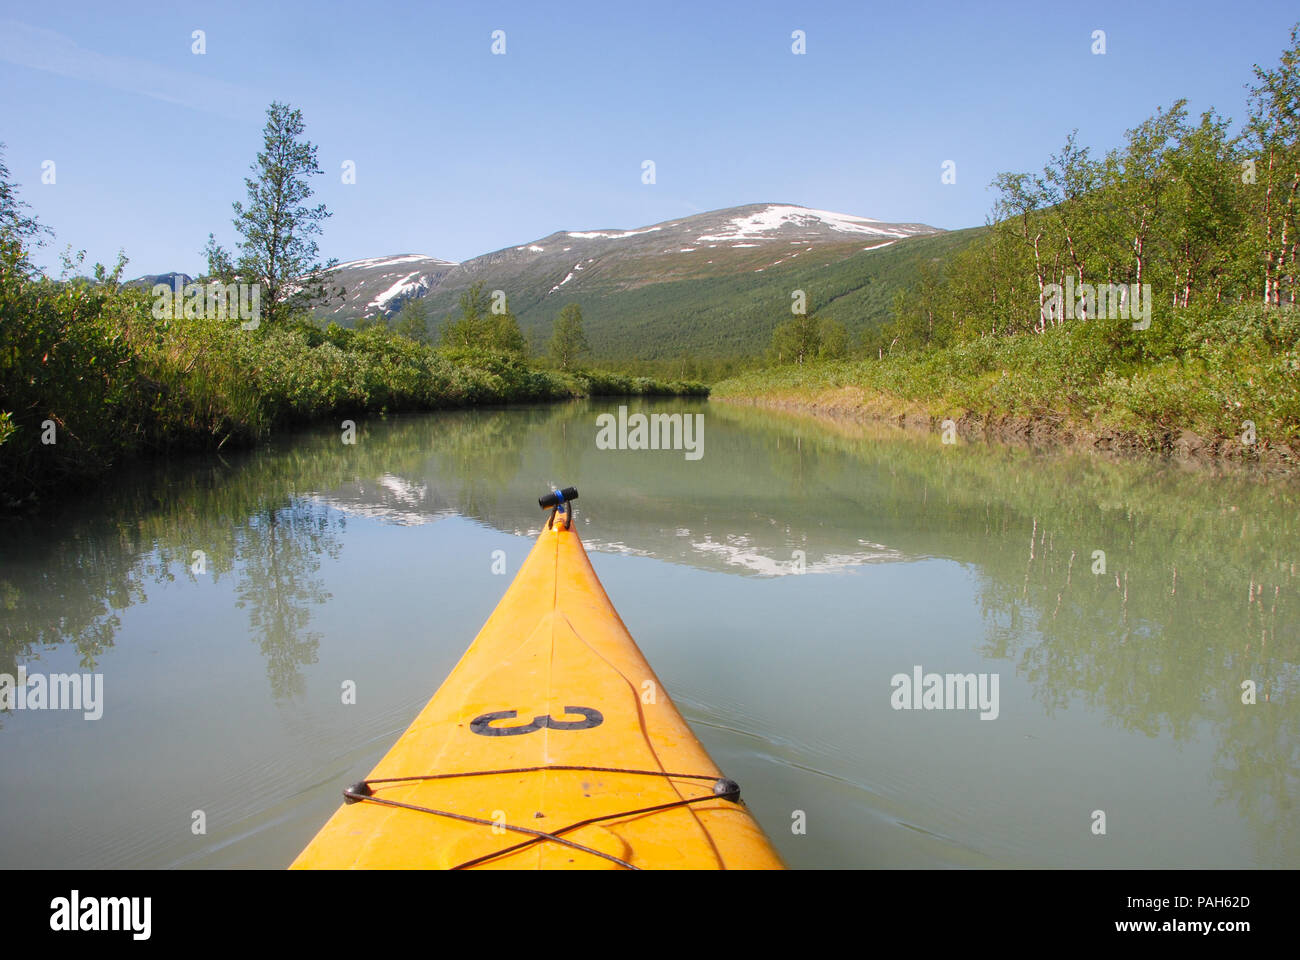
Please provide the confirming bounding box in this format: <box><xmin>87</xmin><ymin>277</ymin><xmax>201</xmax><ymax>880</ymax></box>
<box><xmin>233</xmin><ymin>504</ymin><xmax>339</xmax><ymax>699</ymax></box>
<box><xmin>2</xmin><ymin>400</ymin><xmax>1297</xmax><ymax>860</ymax></box>
<box><xmin>0</xmin><ymin>529</ymin><xmax>148</xmax><ymax>674</ymax></box>
<box><xmin>710</xmin><ymin>403</ymin><xmax>1300</xmax><ymax>864</ymax></box>
<box><xmin>0</xmin><ymin>405</ymin><xmax>576</xmax><ymax>702</ymax></box>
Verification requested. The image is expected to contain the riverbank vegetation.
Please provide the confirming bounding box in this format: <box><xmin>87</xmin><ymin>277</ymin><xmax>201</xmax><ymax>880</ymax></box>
<box><xmin>718</xmin><ymin>301</ymin><xmax>1300</xmax><ymax>453</ymax></box>
<box><xmin>0</xmin><ymin>250</ymin><xmax>703</xmax><ymax>508</ymax></box>
<box><xmin>720</xmin><ymin>26</ymin><xmax>1300</xmax><ymax>458</ymax></box>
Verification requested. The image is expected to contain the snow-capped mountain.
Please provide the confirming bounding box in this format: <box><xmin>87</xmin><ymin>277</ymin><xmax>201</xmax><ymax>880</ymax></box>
<box><xmin>307</xmin><ymin>204</ymin><xmax>940</xmax><ymax>323</ymax></box>
<box><xmin>127</xmin><ymin>204</ymin><xmax>956</xmax><ymax>358</ymax></box>
<box><xmin>317</xmin><ymin>254</ymin><xmax>458</xmax><ymax>319</ymax></box>
<box><xmin>442</xmin><ymin>203</ymin><xmax>937</xmax><ymax>294</ymax></box>
<box><xmin>405</xmin><ymin>203</ymin><xmax>946</xmax><ymax>356</ymax></box>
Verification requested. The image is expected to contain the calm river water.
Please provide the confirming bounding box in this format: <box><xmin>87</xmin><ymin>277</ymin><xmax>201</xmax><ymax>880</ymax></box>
<box><xmin>1</xmin><ymin>398</ymin><xmax>1296</xmax><ymax>868</ymax></box>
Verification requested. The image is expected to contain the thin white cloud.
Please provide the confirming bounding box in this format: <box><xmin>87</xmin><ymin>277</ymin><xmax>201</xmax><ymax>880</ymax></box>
<box><xmin>0</xmin><ymin>19</ymin><xmax>264</xmax><ymax>121</ymax></box>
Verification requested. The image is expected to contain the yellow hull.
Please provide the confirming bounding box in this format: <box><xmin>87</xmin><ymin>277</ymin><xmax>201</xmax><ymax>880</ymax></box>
<box><xmin>291</xmin><ymin>510</ymin><xmax>784</xmax><ymax>869</ymax></box>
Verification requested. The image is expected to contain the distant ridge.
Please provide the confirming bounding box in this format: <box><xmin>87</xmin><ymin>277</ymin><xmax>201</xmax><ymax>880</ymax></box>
<box><xmin>127</xmin><ymin>204</ymin><xmax>976</xmax><ymax>361</ymax></box>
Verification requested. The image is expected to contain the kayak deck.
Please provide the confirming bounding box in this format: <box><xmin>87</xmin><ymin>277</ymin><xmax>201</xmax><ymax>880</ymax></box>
<box><xmin>291</xmin><ymin>508</ymin><xmax>783</xmax><ymax>869</ymax></box>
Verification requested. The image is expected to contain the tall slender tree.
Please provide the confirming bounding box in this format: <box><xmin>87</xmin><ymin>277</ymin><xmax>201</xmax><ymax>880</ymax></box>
<box><xmin>549</xmin><ymin>304</ymin><xmax>590</xmax><ymax>369</ymax></box>
<box><xmin>992</xmin><ymin>171</ymin><xmax>1049</xmax><ymax>331</ymax></box>
<box><xmin>769</xmin><ymin>311</ymin><xmax>822</xmax><ymax>363</ymax></box>
<box><xmin>442</xmin><ymin>281</ymin><xmax>490</xmax><ymax>348</ymax></box>
<box><xmin>1245</xmin><ymin>25</ymin><xmax>1300</xmax><ymax>305</ymax></box>
<box><xmin>1038</xmin><ymin>131</ymin><xmax>1103</xmax><ymax>317</ymax></box>
<box><xmin>1115</xmin><ymin>100</ymin><xmax>1189</xmax><ymax>292</ymax></box>
<box><xmin>205</xmin><ymin>103</ymin><xmax>339</xmax><ymax>325</ymax></box>
<box><xmin>393</xmin><ymin>297</ymin><xmax>431</xmax><ymax>343</ymax></box>
<box><xmin>488</xmin><ymin>294</ymin><xmax>527</xmax><ymax>356</ymax></box>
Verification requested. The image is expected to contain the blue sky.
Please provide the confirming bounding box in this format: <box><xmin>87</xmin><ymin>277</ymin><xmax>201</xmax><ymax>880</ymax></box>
<box><xmin>2</xmin><ymin>0</ymin><xmax>1297</xmax><ymax>276</ymax></box>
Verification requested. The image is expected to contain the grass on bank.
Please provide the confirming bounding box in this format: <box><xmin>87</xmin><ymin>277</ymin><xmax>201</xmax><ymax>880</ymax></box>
<box><xmin>713</xmin><ymin>302</ymin><xmax>1300</xmax><ymax>451</ymax></box>
<box><xmin>0</xmin><ymin>252</ymin><xmax>705</xmax><ymax>507</ymax></box>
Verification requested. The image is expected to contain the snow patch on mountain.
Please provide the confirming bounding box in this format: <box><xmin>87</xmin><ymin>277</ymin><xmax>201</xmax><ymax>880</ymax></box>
<box><xmin>567</xmin><ymin>226</ymin><xmax>663</xmax><ymax>240</ymax></box>
<box><xmin>334</xmin><ymin>254</ymin><xmax>455</xmax><ymax>270</ymax></box>
<box><xmin>696</xmin><ymin>205</ymin><xmax>916</xmax><ymax>243</ymax></box>
<box><xmin>549</xmin><ymin>267</ymin><xmax>579</xmax><ymax>292</ymax></box>
<box><xmin>370</xmin><ymin>272</ymin><xmax>427</xmax><ymax>310</ymax></box>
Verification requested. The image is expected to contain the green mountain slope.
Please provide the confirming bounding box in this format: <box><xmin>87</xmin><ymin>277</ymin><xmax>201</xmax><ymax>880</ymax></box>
<box><xmin>416</xmin><ymin>224</ymin><xmax>986</xmax><ymax>362</ymax></box>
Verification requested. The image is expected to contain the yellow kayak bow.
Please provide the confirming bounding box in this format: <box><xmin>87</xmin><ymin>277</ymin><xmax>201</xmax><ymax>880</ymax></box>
<box><xmin>292</xmin><ymin>487</ymin><xmax>784</xmax><ymax>869</ymax></box>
